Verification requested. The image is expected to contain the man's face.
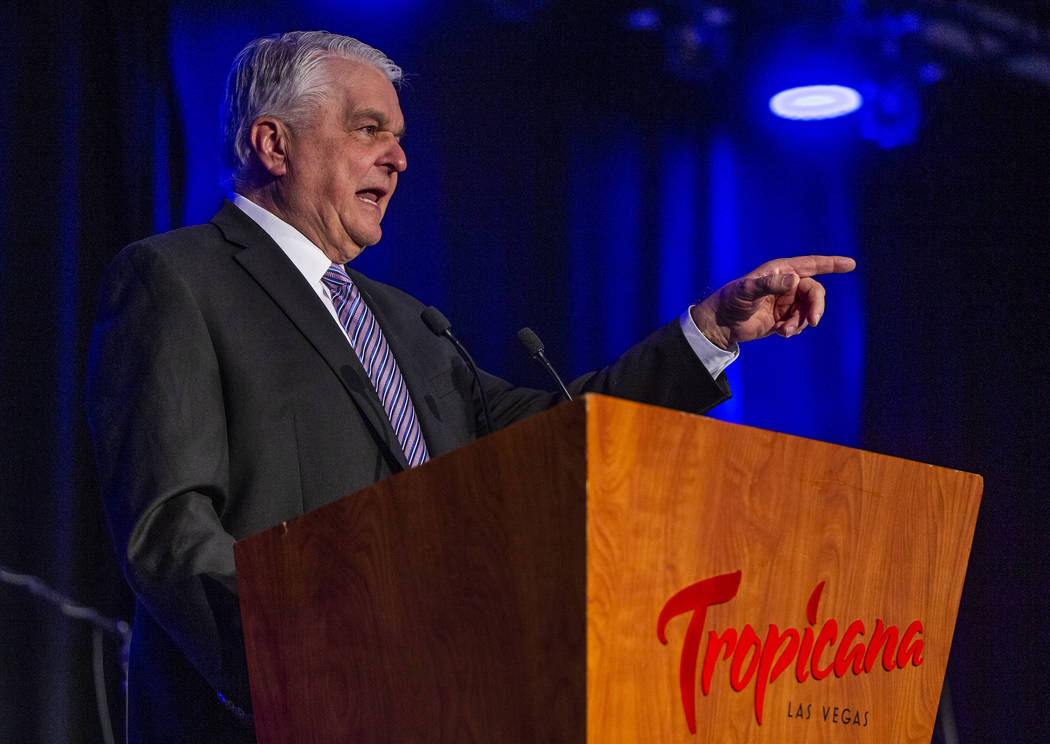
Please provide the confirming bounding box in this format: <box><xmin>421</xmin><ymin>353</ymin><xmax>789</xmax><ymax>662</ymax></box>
<box><xmin>276</xmin><ymin>57</ymin><xmax>407</xmax><ymax>263</ymax></box>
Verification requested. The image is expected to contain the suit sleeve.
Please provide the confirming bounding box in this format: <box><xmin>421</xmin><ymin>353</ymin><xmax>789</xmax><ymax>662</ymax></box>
<box><xmin>85</xmin><ymin>243</ymin><xmax>252</xmax><ymax>717</ymax></box>
<box><xmin>481</xmin><ymin>319</ymin><xmax>731</xmax><ymax>429</ymax></box>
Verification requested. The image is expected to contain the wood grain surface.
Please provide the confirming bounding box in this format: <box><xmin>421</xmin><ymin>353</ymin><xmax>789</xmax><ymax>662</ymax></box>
<box><xmin>584</xmin><ymin>395</ymin><xmax>982</xmax><ymax>743</ymax></box>
<box><xmin>236</xmin><ymin>398</ymin><xmax>591</xmax><ymax>743</ymax></box>
<box><xmin>236</xmin><ymin>395</ymin><xmax>982</xmax><ymax>743</ymax></box>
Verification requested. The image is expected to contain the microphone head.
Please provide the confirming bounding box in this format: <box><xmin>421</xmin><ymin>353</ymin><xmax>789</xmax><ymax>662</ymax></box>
<box><xmin>516</xmin><ymin>327</ymin><xmax>544</xmax><ymax>357</ymax></box>
<box><xmin>421</xmin><ymin>306</ymin><xmax>452</xmax><ymax>336</ymax></box>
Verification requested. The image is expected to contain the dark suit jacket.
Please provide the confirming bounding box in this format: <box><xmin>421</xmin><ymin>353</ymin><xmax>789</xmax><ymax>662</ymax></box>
<box><xmin>86</xmin><ymin>200</ymin><xmax>730</xmax><ymax>743</ymax></box>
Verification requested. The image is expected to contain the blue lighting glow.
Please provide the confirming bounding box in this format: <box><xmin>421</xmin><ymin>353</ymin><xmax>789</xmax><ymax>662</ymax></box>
<box><xmin>625</xmin><ymin>8</ymin><xmax>661</xmax><ymax>31</ymax></box>
<box><xmin>769</xmin><ymin>85</ymin><xmax>863</xmax><ymax>121</ymax></box>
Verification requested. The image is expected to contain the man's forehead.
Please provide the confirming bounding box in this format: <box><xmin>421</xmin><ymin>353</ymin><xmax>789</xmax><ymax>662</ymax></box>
<box><xmin>327</xmin><ymin>56</ymin><xmax>397</xmax><ymax>93</ymax></box>
<box><xmin>327</xmin><ymin>58</ymin><xmax>404</xmax><ymax>125</ymax></box>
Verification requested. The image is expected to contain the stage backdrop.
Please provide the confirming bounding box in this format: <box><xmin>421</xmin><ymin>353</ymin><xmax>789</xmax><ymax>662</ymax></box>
<box><xmin>1</xmin><ymin>1</ymin><xmax>1046</xmax><ymax>741</ymax></box>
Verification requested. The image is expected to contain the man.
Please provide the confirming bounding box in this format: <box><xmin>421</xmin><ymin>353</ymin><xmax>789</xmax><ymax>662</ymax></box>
<box><xmin>87</xmin><ymin>31</ymin><xmax>854</xmax><ymax>743</ymax></box>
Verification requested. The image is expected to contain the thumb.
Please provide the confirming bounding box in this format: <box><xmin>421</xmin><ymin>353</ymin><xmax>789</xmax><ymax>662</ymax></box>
<box><xmin>753</xmin><ymin>273</ymin><xmax>798</xmax><ymax>297</ymax></box>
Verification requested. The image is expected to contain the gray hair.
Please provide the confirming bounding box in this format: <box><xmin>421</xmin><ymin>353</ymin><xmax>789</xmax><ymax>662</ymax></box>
<box><xmin>221</xmin><ymin>30</ymin><xmax>403</xmax><ymax>185</ymax></box>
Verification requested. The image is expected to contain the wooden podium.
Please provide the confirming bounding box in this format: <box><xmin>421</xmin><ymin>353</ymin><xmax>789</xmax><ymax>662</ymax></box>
<box><xmin>235</xmin><ymin>394</ymin><xmax>982</xmax><ymax>743</ymax></box>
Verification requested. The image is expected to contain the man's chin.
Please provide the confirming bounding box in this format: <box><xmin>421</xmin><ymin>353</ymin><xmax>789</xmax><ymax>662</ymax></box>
<box><xmin>337</xmin><ymin>232</ymin><xmax>380</xmax><ymax>264</ymax></box>
<box><xmin>357</xmin><ymin>231</ymin><xmax>382</xmax><ymax>250</ymax></box>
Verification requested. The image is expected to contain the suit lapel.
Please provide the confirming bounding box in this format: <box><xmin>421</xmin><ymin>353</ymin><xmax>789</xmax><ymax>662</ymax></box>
<box><xmin>212</xmin><ymin>201</ymin><xmax>410</xmax><ymax>472</ymax></box>
<box><xmin>348</xmin><ymin>271</ymin><xmax>464</xmax><ymax>460</ymax></box>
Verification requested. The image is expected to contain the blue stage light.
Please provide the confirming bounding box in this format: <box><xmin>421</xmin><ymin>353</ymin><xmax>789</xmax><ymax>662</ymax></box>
<box><xmin>769</xmin><ymin>85</ymin><xmax>863</xmax><ymax>121</ymax></box>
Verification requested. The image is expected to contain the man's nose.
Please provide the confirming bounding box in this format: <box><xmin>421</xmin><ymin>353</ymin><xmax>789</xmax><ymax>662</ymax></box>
<box><xmin>379</xmin><ymin>135</ymin><xmax>407</xmax><ymax>173</ymax></box>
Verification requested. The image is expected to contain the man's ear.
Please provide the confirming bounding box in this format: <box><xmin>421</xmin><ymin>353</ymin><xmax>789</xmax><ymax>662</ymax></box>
<box><xmin>249</xmin><ymin>116</ymin><xmax>289</xmax><ymax>177</ymax></box>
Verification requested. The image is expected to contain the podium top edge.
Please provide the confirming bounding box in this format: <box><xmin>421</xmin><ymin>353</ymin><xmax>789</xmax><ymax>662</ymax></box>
<box><xmin>579</xmin><ymin>393</ymin><xmax>984</xmax><ymax>485</ymax></box>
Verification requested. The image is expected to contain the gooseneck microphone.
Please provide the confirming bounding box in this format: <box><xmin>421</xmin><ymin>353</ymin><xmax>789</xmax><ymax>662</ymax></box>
<box><xmin>516</xmin><ymin>327</ymin><xmax>573</xmax><ymax>401</ymax></box>
<box><xmin>421</xmin><ymin>306</ymin><xmax>495</xmax><ymax>435</ymax></box>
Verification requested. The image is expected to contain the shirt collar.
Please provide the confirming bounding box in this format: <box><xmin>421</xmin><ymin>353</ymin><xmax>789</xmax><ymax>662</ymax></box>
<box><xmin>230</xmin><ymin>193</ymin><xmax>335</xmax><ymax>287</ymax></box>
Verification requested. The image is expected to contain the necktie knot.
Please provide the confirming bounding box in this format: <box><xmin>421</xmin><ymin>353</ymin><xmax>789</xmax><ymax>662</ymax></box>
<box><xmin>322</xmin><ymin>263</ymin><xmax>352</xmax><ymax>293</ymax></box>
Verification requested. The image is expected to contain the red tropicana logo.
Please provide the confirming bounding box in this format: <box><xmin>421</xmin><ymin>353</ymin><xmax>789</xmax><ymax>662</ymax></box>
<box><xmin>656</xmin><ymin>571</ymin><xmax>924</xmax><ymax>733</ymax></box>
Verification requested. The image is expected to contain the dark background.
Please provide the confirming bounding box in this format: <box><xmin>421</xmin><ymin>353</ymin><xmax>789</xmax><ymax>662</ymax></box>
<box><xmin>1</xmin><ymin>1</ymin><xmax>1047</xmax><ymax>741</ymax></box>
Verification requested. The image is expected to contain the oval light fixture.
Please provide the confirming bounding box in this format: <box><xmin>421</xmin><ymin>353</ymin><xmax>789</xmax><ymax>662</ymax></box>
<box><xmin>769</xmin><ymin>85</ymin><xmax>863</xmax><ymax>121</ymax></box>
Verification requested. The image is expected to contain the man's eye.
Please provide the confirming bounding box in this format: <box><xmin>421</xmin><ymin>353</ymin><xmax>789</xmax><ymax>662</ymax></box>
<box><xmin>361</xmin><ymin>125</ymin><xmax>378</xmax><ymax>135</ymax></box>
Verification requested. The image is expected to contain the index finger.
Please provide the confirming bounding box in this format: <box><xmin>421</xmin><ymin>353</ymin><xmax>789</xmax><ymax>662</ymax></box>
<box><xmin>751</xmin><ymin>255</ymin><xmax>856</xmax><ymax>278</ymax></box>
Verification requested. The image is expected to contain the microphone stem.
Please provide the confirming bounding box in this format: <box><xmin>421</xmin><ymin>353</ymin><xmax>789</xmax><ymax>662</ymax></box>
<box><xmin>536</xmin><ymin>350</ymin><xmax>573</xmax><ymax>401</ymax></box>
<box><xmin>446</xmin><ymin>331</ymin><xmax>495</xmax><ymax>435</ymax></box>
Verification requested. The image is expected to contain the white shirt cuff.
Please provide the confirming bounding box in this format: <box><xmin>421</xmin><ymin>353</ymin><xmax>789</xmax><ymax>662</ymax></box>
<box><xmin>680</xmin><ymin>305</ymin><xmax>739</xmax><ymax>380</ymax></box>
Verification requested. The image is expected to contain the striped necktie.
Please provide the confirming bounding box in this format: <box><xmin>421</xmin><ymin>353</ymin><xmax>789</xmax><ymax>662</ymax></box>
<box><xmin>321</xmin><ymin>263</ymin><xmax>429</xmax><ymax>468</ymax></box>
